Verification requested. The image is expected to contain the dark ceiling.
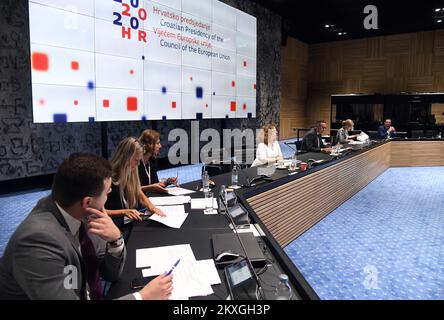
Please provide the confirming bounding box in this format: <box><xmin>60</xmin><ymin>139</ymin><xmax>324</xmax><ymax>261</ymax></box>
<box><xmin>252</xmin><ymin>0</ymin><xmax>444</xmax><ymax>43</ymax></box>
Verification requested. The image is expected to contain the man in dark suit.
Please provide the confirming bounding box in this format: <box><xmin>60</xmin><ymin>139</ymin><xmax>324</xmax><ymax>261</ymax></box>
<box><xmin>301</xmin><ymin>120</ymin><xmax>332</xmax><ymax>153</ymax></box>
<box><xmin>377</xmin><ymin>119</ymin><xmax>396</xmax><ymax>139</ymax></box>
<box><xmin>0</xmin><ymin>153</ymin><xmax>172</xmax><ymax>300</ymax></box>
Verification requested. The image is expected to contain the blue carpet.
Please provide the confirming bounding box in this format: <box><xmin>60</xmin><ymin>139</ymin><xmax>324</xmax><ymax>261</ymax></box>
<box><xmin>284</xmin><ymin>167</ymin><xmax>444</xmax><ymax>300</ymax></box>
<box><xmin>0</xmin><ymin>189</ymin><xmax>51</xmax><ymax>255</ymax></box>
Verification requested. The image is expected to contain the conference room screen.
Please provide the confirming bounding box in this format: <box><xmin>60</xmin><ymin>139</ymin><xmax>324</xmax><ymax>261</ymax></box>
<box><xmin>29</xmin><ymin>0</ymin><xmax>257</xmax><ymax>123</ymax></box>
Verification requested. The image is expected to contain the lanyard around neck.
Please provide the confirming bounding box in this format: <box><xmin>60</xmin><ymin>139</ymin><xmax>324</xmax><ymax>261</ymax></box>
<box><xmin>142</xmin><ymin>160</ymin><xmax>151</xmax><ymax>185</ymax></box>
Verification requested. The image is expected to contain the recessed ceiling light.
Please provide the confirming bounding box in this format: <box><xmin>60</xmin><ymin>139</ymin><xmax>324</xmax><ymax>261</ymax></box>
<box><xmin>325</xmin><ymin>24</ymin><xmax>330</xmax><ymax>28</ymax></box>
<box><xmin>438</xmin><ymin>19</ymin><xmax>443</xmax><ymax>23</ymax></box>
<box><xmin>435</xmin><ymin>8</ymin><xmax>441</xmax><ymax>12</ymax></box>
<box><xmin>338</xmin><ymin>32</ymin><xmax>343</xmax><ymax>35</ymax></box>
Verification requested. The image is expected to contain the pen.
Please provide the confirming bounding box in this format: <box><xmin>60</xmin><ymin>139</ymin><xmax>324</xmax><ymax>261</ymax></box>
<box><xmin>166</xmin><ymin>259</ymin><xmax>180</xmax><ymax>276</ymax></box>
<box><xmin>139</xmin><ymin>208</ymin><xmax>147</xmax><ymax>213</ymax></box>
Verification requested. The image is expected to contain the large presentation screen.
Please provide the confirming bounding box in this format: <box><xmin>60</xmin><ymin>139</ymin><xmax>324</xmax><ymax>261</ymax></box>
<box><xmin>29</xmin><ymin>0</ymin><xmax>257</xmax><ymax>123</ymax></box>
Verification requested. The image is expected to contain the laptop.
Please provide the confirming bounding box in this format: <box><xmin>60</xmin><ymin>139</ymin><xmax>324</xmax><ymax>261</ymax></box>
<box><xmin>211</xmin><ymin>232</ymin><xmax>267</xmax><ymax>268</ymax></box>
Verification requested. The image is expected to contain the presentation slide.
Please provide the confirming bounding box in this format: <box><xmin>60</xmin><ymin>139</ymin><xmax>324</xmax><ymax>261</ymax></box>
<box><xmin>29</xmin><ymin>0</ymin><xmax>257</xmax><ymax>123</ymax></box>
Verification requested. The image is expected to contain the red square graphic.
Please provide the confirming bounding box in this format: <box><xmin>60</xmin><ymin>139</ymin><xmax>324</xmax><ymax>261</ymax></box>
<box><xmin>253</xmin><ymin>83</ymin><xmax>257</xmax><ymax>90</ymax></box>
<box><xmin>103</xmin><ymin>99</ymin><xmax>110</xmax><ymax>108</ymax></box>
<box><xmin>232</xmin><ymin>81</ymin><xmax>236</xmax><ymax>87</ymax></box>
<box><xmin>32</xmin><ymin>52</ymin><xmax>49</xmax><ymax>71</ymax></box>
<box><xmin>172</xmin><ymin>101</ymin><xmax>177</xmax><ymax>109</ymax></box>
<box><xmin>127</xmin><ymin>97</ymin><xmax>138</xmax><ymax>111</ymax></box>
<box><xmin>71</xmin><ymin>61</ymin><xmax>79</xmax><ymax>70</ymax></box>
<box><xmin>230</xmin><ymin>101</ymin><xmax>236</xmax><ymax>112</ymax></box>
<box><xmin>243</xmin><ymin>103</ymin><xmax>247</xmax><ymax>110</ymax></box>
<box><xmin>243</xmin><ymin>61</ymin><xmax>247</xmax><ymax>67</ymax></box>
<box><xmin>74</xmin><ymin>100</ymin><xmax>78</xmax><ymax>106</ymax></box>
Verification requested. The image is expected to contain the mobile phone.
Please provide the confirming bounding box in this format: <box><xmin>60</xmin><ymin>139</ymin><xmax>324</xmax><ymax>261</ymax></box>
<box><xmin>130</xmin><ymin>276</ymin><xmax>152</xmax><ymax>290</ymax></box>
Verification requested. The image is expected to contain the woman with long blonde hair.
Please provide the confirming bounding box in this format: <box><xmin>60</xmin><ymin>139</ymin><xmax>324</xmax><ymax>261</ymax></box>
<box><xmin>105</xmin><ymin>137</ymin><xmax>165</xmax><ymax>228</ymax></box>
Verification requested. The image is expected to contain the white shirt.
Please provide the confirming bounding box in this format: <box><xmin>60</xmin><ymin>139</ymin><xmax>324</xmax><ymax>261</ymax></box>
<box><xmin>251</xmin><ymin>141</ymin><xmax>283</xmax><ymax>167</ymax></box>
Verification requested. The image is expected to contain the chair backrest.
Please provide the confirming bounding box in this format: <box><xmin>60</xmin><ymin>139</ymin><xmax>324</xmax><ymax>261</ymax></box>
<box><xmin>202</xmin><ymin>164</ymin><xmax>222</xmax><ymax>177</ymax></box>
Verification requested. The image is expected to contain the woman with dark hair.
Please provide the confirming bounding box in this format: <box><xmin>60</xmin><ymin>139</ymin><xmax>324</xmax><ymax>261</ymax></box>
<box><xmin>138</xmin><ymin>129</ymin><xmax>177</xmax><ymax>193</ymax></box>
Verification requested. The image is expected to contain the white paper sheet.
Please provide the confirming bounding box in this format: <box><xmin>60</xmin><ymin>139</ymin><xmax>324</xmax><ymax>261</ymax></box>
<box><xmin>190</xmin><ymin>198</ymin><xmax>218</xmax><ymax>209</ymax></box>
<box><xmin>136</xmin><ymin>244</ymin><xmax>195</xmax><ymax>271</ymax></box>
<box><xmin>235</xmin><ymin>224</ymin><xmax>261</xmax><ymax>237</ymax></box>
<box><xmin>168</xmin><ymin>258</ymin><xmax>214</xmax><ymax>299</ymax></box>
<box><xmin>195</xmin><ymin>259</ymin><xmax>221</xmax><ymax>285</ymax></box>
<box><xmin>167</xmin><ymin>186</ymin><xmax>196</xmax><ymax>196</ymax></box>
<box><xmin>148</xmin><ymin>205</ymin><xmax>188</xmax><ymax>228</ymax></box>
<box><xmin>149</xmin><ymin>196</ymin><xmax>191</xmax><ymax>206</ymax></box>
<box><xmin>141</xmin><ymin>258</ymin><xmax>215</xmax><ymax>299</ymax></box>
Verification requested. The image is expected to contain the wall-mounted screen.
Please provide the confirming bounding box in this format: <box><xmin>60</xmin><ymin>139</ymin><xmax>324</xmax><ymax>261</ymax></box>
<box><xmin>29</xmin><ymin>0</ymin><xmax>257</xmax><ymax>123</ymax></box>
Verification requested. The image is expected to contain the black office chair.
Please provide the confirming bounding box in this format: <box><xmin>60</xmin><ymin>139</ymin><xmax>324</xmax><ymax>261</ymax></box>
<box><xmin>411</xmin><ymin>130</ymin><xmax>423</xmax><ymax>138</ymax></box>
<box><xmin>202</xmin><ymin>164</ymin><xmax>222</xmax><ymax>177</ymax></box>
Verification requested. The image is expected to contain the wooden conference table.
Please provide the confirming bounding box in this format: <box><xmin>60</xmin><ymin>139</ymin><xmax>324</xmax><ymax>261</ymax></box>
<box><xmin>106</xmin><ymin>138</ymin><xmax>444</xmax><ymax>300</ymax></box>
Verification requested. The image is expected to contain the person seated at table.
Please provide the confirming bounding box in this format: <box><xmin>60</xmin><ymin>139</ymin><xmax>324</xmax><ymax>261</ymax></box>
<box><xmin>138</xmin><ymin>129</ymin><xmax>178</xmax><ymax>194</ymax></box>
<box><xmin>251</xmin><ymin>124</ymin><xmax>283</xmax><ymax>167</ymax></box>
<box><xmin>105</xmin><ymin>137</ymin><xmax>165</xmax><ymax>229</ymax></box>
<box><xmin>336</xmin><ymin>119</ymin><xmax>358</xmax><ymax>145</ymax></box>
<box><xmin>301</xmin><ymin>120</ymin><xmax>332</xmax><ymax>153</ymax></box>
<box><xmin>377</xmin><ymin>119</ymin><xmax>396</xmax><ymax>139</ymax></box>
<box><xmin>0</xmin><ymin>152</ymin><xmax>173</xmax><ymax>300</ymax></box>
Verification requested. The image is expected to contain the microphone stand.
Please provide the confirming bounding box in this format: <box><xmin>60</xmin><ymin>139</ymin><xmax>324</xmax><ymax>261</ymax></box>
<box><xmin>284</xmin><ymin>141</ymin><xmax>297</xmax><ymax>152</ymax></box>
<box><xmin>219</xmin><ymin>190</ymin><xmax>264</xmax><ymax>300</ymax></box>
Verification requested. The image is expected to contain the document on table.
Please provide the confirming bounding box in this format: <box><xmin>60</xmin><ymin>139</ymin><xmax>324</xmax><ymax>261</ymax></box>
<box><xmin>137</xmin><ymin>244</ymin><xmax>216</xmax><ymax>299</ymax></box>
<box><xmin>149</xmin><ymin>196</ymin><xmax>191</xmax><ymax>206</ymax></box>
<box><xmin>190</xmin><ymin>198</ymin><xmax>218</xmax><ymax>209</ymax></box>
<box><xmin>148</xmin><ymin>205</ymin><xmax>188</xmax><ymax>228</ymax></box>
<box><xmin>168</xmin><ymin>258</ymin><xmax>214</xmax><ymax>299</ymax></box>
<box><xmin>235</xmin><ymin>224</ymin><xmax>261</xmax><ymax>237</ymax></box>
<box><xmin>167</xmin><ymin>186</ymin><xmax>196</xmax><ymax>196</ymax></box>
<box><xmin>136</xmin><ymin>244</ymin><xmax>195</xmax><ymax>271</ymax></box>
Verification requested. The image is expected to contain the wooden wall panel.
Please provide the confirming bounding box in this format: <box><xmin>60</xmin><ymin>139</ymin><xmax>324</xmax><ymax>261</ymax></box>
<box><xmin>281</xmin><ymin>30</ymin><xmax>444</xmax><ymax>136</ymax></box>
<box><xmin>280</xmin><ymin>37</ymin><xmax>309</xmax><ymax>139</ymax></box>
<box><xmin>390</xmin><ymin>141</ymin><xmax>444</xmax><ymax>167</ymax></box>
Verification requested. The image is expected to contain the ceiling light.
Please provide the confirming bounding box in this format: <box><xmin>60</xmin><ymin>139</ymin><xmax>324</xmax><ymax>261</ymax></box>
<box><xmin>338</xmin><ymin>32</ymin><xmax>343</xmax><ymax>35</ymax></box>
<box><xmin>438</xmin><ymin>19</ymin><xmax>443</xmax><ymax>23</ymax></box>
<box><xmin>325</xmin><ymin>24</ymin><xmax>330</xmax><ymax>28</ymax></box>
<box><xmin>435</xmin><ymin>8</ymin><xmax>441</xmax><ymax>12</ymax></box>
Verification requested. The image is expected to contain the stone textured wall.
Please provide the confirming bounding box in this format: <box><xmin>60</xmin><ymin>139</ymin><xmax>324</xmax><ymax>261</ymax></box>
<box><xmin>0</xmin><ymin>0</ymin><xmax>281</xmax><ymax>181</ymax></box>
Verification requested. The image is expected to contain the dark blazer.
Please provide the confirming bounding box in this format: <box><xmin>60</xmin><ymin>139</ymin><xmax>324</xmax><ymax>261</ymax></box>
<box><xmin>0</xmin><ymin>196</ymin><xmax>132</xmax><ymax>300</ymax></box>
<box><xmin>301</xmin><ymin>128</ymin><xmax>326</xmax><ymax>152</ymax></box>
<box><xmin>377</xmin><ymin>125</ymin><xmax>395</xmax><ymax>139</ymax></box>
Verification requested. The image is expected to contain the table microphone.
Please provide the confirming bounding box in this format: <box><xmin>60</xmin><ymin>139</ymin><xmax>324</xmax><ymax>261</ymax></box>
<box><xmin>219</xmin><ymin>186</ymin><xmax>264</xmax><ymax>300</ymax></box>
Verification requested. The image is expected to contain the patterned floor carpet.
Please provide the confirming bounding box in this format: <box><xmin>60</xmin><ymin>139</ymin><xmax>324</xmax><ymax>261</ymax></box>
<box><xmin>284</xmin><ymin>166</ymin><xmax>444</xmax><ymax>300</ymax></box>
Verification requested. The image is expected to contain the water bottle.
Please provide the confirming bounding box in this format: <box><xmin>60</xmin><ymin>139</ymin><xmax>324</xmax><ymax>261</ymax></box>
<box><xmin>202</xmin><ymin>170</ymin><xmax>209</xmax><ymax>193</ymax></box>
<box><xmin>219</xmin><ymin>185</ymin><xmax>227</xmax><ymax>213</ymax></box>
<box><xmin>274</xmin><ymin>274</ymin><xmax>292</xmax><ymax>300</ymax></box>
<box><xmin>231</xmin><ymin>164</ymin><xmax>238</xmax><ymax>187</ymax></box>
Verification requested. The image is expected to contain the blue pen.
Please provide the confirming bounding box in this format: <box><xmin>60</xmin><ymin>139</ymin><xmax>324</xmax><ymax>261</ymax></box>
<box><xmin>166</xmin><ymin>259</ymin><xmax>180</xmax><ymax>276</ymax></box>
<box><xmin>139</xmin><ymin>208</ymin><xmax>148</xmax><ymax>213</ymax></box>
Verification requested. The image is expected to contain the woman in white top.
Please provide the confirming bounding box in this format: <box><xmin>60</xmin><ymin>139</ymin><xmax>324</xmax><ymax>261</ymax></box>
<box><xmin>251</xmin><ymin>124</ymin><xmax>283</xmax><ymax>167</ymax></box>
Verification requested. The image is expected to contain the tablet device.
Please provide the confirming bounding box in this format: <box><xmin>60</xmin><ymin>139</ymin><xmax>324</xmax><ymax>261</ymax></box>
<box><xmin>224</xmin><ymin>258</ymin><xmax>257</xmax><ymax>300</ymax></box>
